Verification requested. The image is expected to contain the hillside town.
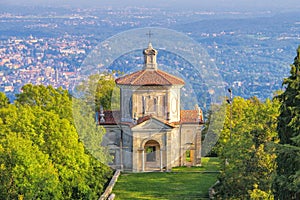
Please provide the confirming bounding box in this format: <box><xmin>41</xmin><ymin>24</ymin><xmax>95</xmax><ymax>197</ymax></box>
<box><xmin>0</xmin><ymin>34</ymin><xmax>91</xmax><ymax>97</ymax></box>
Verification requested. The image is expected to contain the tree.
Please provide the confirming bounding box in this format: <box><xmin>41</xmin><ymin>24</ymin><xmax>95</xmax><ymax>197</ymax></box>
<box><xmin>0</xmin><ymin>92</ymin><xmax>9</xmax><ymax>108</ymax></box>
<box><xmin>15</xmin><ymin>84</ymin><xmax>110</xmax><ymax>162</ymax></box>
<box><xmin>15</xmin><ymin>84</ymin><xmax>73</xmax><ymax>122</ymax></box>
<box><xmin>214</xmin><ymin>97</ymin><xmax>279</xmax><ymax>199</ymax></box>
<box><xmin>75</xmin><ymin>73</ymin><xmax>120</xmax><ymax>111</ymax></box>
<box><xmin>0</xmin><ymin>132</ymin><xmax>61</xmax><ymax>200</ymax></box>
<box><xmin>274</xmin><ymin>46</ymin><xmax>300</xmax><ymax>199</ymax></box>
<box><xmin>0</xmin><ymin>85</ymin><xmax>113</xmax><ymax>199</ymax></box>
<box><xmin>72</xmin><ymin>97</ymin><xmax>110</xmax><ymax>164</ymax></box>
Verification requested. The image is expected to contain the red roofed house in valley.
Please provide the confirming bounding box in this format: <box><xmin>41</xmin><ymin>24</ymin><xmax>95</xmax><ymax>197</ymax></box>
<box><xmin>99</xmin><ymin>43</ymin><xmax>204</xmax><ymax>172</ymax></box>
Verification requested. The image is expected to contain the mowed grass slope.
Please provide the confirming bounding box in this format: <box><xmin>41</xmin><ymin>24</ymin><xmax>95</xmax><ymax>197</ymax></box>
<box><xmin>112</xmin><ymin>157</ymin><xmax>220</xmax><ymax>200</ymax></box>
<box><xmin>172</xmin><ymin>157</ymin><xmax>220</xmax><ymax>172</ymax></box>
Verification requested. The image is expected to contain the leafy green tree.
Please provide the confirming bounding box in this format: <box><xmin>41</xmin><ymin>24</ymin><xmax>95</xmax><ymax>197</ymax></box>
<box><xmin>0</xmin><ymin>132</ymin><xmax>61</xmax><ymax>200</ymax></box>
<box><xmin>75</xmin><ymin>73</ymin><xmax>120</xmax><ymax>111</ymax></box>
<box><xmin>214</xmin><ymin>97</ymin><xmax>279</xmax><ymax>199</ymax></box>
<box><xmin>1</xmin><ymin>106</ymin><xmax>95</xmax><ymax>199</ymax></box>
<box><xmin>0</xmin><ymin>85</ymin><xmax>113</xmax><ymax>199</ymax></box>
<box><xmin>0</xmin><ymin>92</ymin><xmax>9</xmax><ymax>108</ymax></box>
<box><xmin>15</xmin><ymin>84</ymin><xmax>110</xmax><ymax>162</ymax></box>
<box><xmin>15</xmin><ymin>84</ymin><xmax>73</xmax><ymax>122</ymax></box>
<box><xmin>72</xmin><ymin>98</ymin><xmax>110</xmax><ymax>164</ymax></box>
<box><xmin>274</xmin><ymin>46</ymin><xmax>300</xmax><ymax>199</ymax></box>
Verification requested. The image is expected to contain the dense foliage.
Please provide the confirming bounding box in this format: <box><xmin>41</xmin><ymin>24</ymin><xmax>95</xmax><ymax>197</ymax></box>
<box><xmin>211</xmin><ymin>46</ymin><xmax>300</xmax><ymax>199</ymax></box>
<box><xmin>273</xmin><ymin>46</ymin><xmax>300</xmax><ymax>199</ymax></box>
<box><xmin>75</xmin><ymin>73</ymin><xmax>120</xmax><ymax>111</ymax></box>
<box><xmin>0</xmin><ymin>85</ymin><xmax>113</xmax><ymax>199</ymax></box>
<box><xmin>213</xmin><ymin>97</ymin><xmax>280</xmax><ymax>199</ymax></box>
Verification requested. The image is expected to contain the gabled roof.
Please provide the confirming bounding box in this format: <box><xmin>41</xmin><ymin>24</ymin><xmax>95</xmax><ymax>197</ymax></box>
<box><xmin>131</xmin><ymin>116</ymin><xmax>175</xmax><ymax>130</ymax></box>
<box><xmin>115</xmin><ymin>69</ymin><xmax>185</xmax><ymax>86</ymax></box>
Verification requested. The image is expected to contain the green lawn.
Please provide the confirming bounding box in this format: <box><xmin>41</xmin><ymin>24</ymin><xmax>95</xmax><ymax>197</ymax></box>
<box><xmin>172</xmin><ymin>157</ymin><xmax>221</xmax><ymax>172</ymax></box>
<box><xmin>112</xmin><ymin>157</ymin><xmax>220</xmax><ymax>200</ymax></box>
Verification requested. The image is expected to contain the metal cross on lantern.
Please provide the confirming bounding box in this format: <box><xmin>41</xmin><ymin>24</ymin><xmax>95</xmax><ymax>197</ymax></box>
<box><xmin>146</xmin><ymin>30</ymin><xmax>153</xmax><ymax>43</ymax></box>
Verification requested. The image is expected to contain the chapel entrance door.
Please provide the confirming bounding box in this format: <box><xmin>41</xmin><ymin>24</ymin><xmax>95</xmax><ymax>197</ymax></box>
<box><xmin>144</xmin><ymin>140</ymin><xmax>160</xmax><ymax>171</ymax></box>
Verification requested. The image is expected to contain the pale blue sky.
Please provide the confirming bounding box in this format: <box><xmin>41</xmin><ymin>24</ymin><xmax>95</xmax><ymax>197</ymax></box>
<box><xmin>1</xmin><ymin>0</ymin><xmax>300</xmax><ymax>11</ymax></box>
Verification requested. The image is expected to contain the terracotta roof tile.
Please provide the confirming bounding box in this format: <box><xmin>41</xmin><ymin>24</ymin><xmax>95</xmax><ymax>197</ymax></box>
<box><xmin>180</xmin><ymin>110</ymin><xmax>204</xmax><ymax>124</ymax></box>
<box><xmin>136</xmin><ymin>115</ymin><xmax>152</xmax><ymax>124</ymax></box>
<box><xmin>115</xmin><ymin>69</ymin><xmax>184</xmax><ymax>86</ymax></box>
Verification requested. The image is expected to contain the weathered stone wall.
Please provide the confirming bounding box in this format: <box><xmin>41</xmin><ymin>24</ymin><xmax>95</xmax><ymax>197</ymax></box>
<box><xmin>179</xmin><ymin>124</ymin><xmax>202</xmax><ymax>166</ymax></box>
<box><xmin>102</xmin><ymin>125</ymin><xmax>133</xmax><ymax>171</ymax></box>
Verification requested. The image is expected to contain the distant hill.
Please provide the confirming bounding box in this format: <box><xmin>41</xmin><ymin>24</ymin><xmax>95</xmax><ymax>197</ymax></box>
<box><xmin>172</xmin><ymin>12</ymin><xmax>300</xmax><ymax>100</ymax></box>
<box><xmin>1</xmin><ymin>6</ymin><xmax>299</xmax><ymax>103</ymax></box>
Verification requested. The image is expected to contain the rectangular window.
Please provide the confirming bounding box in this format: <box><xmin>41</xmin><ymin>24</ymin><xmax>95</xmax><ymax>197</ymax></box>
<box><xmin>142</xmin><ymin>96</ymin><xmax>145</xmax><ymax>114</ymax></box>
<box><xmin>109</xmin><ymin>151</ymin><xmax>116</xmax><ymax>165</ymax></box>
<box><xmin>186</xmin><ymin>150</ymin><xmax>191</xmax><ymax>162</ymax></box>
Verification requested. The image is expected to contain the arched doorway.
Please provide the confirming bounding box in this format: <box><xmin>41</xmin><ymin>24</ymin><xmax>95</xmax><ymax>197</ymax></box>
<box><xmin>144</xmin><ymin>140</ymin><xmax>161</xmax><ymax>171</ymax></box>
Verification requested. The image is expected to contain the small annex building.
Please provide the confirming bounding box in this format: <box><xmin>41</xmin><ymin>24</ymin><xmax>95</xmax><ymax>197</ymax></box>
<box><xmin>99</xmin><ymin>43</ymin><xmax>204</xmax><ymax>172</ymax></box>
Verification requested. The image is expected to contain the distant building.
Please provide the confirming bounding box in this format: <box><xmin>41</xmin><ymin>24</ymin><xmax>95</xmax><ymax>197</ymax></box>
<box><xmin>99</xmin><ymin>43</ymin><xmax>203</xmax><ymax>172</ymax></box>
<box><xmin>55</xmin><ymin>68</ymin><xmax>59</xmax><ymax>83</ymax></box>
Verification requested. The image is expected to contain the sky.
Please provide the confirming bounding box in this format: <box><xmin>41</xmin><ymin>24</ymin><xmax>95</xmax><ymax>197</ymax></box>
<box><xmin>1</xmin><ymin>0</ymin><xmax>300</xmax><ymax>11</ymax></box>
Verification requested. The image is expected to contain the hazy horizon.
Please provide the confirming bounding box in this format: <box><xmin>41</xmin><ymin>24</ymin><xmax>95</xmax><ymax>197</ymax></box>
<box><xmin>1</xmin><ymin>0</ymin><xmax>300</xmax><ymax>12</ymax></box>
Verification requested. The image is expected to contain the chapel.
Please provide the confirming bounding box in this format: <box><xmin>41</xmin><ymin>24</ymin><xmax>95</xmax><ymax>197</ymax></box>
<box><xmin>99</xmin><ymin>42</ymin><xmax>204</xmax><ymax>172</ymax></box>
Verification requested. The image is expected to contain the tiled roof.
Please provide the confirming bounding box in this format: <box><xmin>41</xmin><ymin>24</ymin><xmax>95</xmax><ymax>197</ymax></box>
<box><xmin>98</xmin><ymin>110</ymin><xmax>121</xmax><ymax>125</ymax></box>
<box><xmin>180</xmin><ymin>110</ymin><xmax>204</xmax><ymax>124</ymax></box>
<box><xmin>115</xmin><ymin>69</ymin><xmax>185</xmax><ymax>86</ymax></box>
<box><xmin>136</xmin><ymin>115</ymin><xmax>152</xmax><ymax>124</ymax></box>
<box><xmin>98</xmin><ymin>110</ymin><xmax>203</xmax><ymax>125</ymax></box>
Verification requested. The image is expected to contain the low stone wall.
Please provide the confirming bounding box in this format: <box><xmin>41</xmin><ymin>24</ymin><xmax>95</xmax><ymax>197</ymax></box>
<box><xmin>208</xmin><ymin>180</ymin><xmax>220</xmax><ymax>199</ymax></box>
<box><xmin>99</xmin><ymin>170</ymin><xmax>121</xmax><ymax>200</ymax></box>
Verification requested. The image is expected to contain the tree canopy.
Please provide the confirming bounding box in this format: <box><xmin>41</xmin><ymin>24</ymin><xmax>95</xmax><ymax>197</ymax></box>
<box><xmin>213</xmin><ymin>96</ymin><xmax>279</xmax><ymax>199</ymax></box>
<box><xmin>75</xmin><ymin>73</ymin><xmax>120</xmax><ymax>111</ymax></box>
<box><xmin>15</xmin><ymin>84</ymin><xmax>73</xmax><ymax>122</ymax></box>
<box><xmin>273</xmin><ymin>46</ymin><xmax>300</xmax><ymax>199</ymax></box>
<box><xmin>212</xmin><ymin>46</ymin><xmax>300</xmax><ymax>199</ymax></box>
<box><xmin>0</xmin><ymin>85</ymin><xmax>112</xmax><ymax>199</ymax></box>
<box><xmin>0</xmin><ymin>92</ymin><xmax>9</xmax><ymax>108</ymax></box>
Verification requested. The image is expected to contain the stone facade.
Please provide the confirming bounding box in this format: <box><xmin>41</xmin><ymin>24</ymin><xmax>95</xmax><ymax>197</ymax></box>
<box><xmin>99</xmin><ymin>43</ymin><xmax>204</xmax><ymax>172</ymax></box>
